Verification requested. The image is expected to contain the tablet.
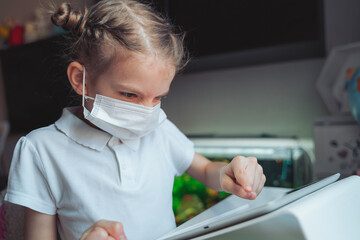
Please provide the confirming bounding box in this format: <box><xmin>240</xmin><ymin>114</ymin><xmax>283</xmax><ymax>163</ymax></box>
<box><xmin>158</xmin><ymin>173</ymin><xmax>340</xmax><ymax>240</ymax></box>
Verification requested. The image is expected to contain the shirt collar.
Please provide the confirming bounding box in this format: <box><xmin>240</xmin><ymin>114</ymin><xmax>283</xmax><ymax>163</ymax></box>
<box><xmin>55</xmin><ymin>107</ymin><xmax>141</xmax><ymax>152</ymax></box>
<box><xmin>121</xmin><ymin>138</ymin><xmax>141</xmax><ymax>151</ymax></box>
<box><xmin>55</xmin><ymin>107</ymin><xmax>112</xmax><ymax>151</ymax></box>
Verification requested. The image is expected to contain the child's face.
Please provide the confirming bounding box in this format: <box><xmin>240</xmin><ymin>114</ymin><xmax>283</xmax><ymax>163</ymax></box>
<box><xmin>87</xmin><ymin>54</ymin><xmax>176</xmax><ymax>108</ymax></box>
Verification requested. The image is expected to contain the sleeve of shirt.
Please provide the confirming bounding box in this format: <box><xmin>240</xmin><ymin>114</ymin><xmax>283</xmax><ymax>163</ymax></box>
<box><xmin>161</xmin><ymin>120</ymin><xmax>195</xmax><ymax>176</ymax></box>
<box><xmin>5</xmin><ymin>136</ymin><xmax>57</xmax><ymax>215</ymax></box>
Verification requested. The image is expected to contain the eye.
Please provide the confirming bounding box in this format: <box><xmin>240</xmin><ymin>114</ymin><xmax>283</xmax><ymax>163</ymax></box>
<box><xmin>155</xmin><ymin>95</ymin><xmax>167</xmax><ymax>101</ymax></box>
<box><xmin>121</xmin><ymin>92</ymin><xmax>137</xmax><ymax>98</ymax></box>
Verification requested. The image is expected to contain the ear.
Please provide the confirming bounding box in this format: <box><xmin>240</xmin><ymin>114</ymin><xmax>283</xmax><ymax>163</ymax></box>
<box><xmin>67</xmin><ymin>62</ymin><xmax>86</xmax><ymax>95</ymax></box>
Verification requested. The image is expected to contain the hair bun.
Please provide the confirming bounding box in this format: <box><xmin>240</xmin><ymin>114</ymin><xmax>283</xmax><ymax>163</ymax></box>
<box><xmin>51</xmin><ymin>2</ymin><xmax>83</xmax><ymax>32</ymax></box>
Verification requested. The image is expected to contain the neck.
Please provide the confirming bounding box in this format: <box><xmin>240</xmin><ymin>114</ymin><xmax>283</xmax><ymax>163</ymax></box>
<box><xmin>75</xmin><ymin>106</ymin><xmax>102</xmax><ymax>131</ymax></box>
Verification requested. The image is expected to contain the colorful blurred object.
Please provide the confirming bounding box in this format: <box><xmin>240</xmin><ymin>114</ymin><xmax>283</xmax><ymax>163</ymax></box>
<box><xmin>346</xmin><ymin>67</ymin><xmax>360</xmax><ymax>124</ymax></box>
<box><xmin>0</xmin><ymin>18</ymin><xmax>16</xmax><ymax>49</ymax></box>
<box><xmin>0</xmin><ymin>25</ymin><xmax>10</xmax><ymax>40</ymax></box>
<box><xmin>8</xmin><ymin>25</ymin><xmax>24</xmax><ymax>46</ymax></box>
<box><xmin>172</xmin><ymin>159</ymin><xmax>230</xmax><ymax>226</ymax></box>
<box><xmin>0</xmin><ymin>7</ymin><xmax>57</xmax><ymax>49</ymax></box>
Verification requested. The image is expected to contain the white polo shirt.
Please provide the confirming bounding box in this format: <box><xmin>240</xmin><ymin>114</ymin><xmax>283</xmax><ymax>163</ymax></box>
<box><xmin>5</xmin><ymin>107</ymin><xmax>195</xmax><ymax>240</ymax></box>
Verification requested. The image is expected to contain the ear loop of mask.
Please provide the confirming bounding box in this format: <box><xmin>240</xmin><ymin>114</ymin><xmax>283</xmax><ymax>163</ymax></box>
<box><xmin>82</xmin><ymin>66</ymin><xmax>95</xmax><ymax>109</ymax></box>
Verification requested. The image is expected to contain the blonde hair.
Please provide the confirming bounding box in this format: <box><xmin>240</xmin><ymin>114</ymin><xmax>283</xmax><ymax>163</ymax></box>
<box><xmin>50</xmin><ymin>0</ymin><xmax>187</xmax><ymax>78</ymax></box>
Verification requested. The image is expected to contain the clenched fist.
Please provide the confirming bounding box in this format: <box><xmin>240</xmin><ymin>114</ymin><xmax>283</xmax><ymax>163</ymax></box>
<box><xmin>220</xmin><ymin>156</ymin><xmax>266</xmax><ymax>199</ymax></box>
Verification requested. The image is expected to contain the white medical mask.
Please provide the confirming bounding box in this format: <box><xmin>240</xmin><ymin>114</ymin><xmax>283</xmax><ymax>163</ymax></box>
<box><xmin>81</xmin><ymin>68</ymin><xmax>167</xmax><ymax>140</ymax></box>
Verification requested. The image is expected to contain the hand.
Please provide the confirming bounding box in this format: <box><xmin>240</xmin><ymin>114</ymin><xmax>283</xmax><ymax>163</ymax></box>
<box><xmin>220</xmin><ymin>156</ymin><xmax>266</xmax><ymax>200</ymax></box>
<box><xmin>80</xmin><ymin>220</ymin><xmax>127</xmax><ymax>240</ymax></box>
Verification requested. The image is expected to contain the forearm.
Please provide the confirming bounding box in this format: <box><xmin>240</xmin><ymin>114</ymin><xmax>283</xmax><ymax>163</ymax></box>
<box><xmin>203</xmin><ymin>161</ymin><xmax>227</xmax><ymax>191</ymax></box>
<box><xmin>187</xmin><ymin>153</ymin><xmax>266</xmax><ymax>200</ymax></box>
<box><xmin>186</xmin><ymin>153</ymin><xmax>227</xmax><ymax>192</ymax></box>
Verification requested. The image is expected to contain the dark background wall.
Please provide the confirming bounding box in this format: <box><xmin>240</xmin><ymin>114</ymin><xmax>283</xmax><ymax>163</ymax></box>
<box><xmin>0</xmin><ymin>0</ymin><xmax>360</xmax><ymax>138</ymax></box>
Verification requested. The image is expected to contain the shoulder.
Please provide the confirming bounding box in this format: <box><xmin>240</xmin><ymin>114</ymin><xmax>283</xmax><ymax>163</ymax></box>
<box><xmin>157</xmin><ymin>119</ymin><xmax>184</xmax><ymax>135</ymax></box>
<box><xmin>155</xmin><ymin>119</ymin><xmax>194</xmax><ymax>149</ymax></box>
<box><xmin>10</xmin><ymin>125</ymin><xmax>61</xmax><ymax>171</ymax></box>
<box><xmin>21</xmin><ymin>124</ymin><xmax>65</xmax><ymax>149</ymax></box>
<box><xmin>155</xmin><ymin>119</ymin><xmax>195</xmax><ymax>176</ymax></box>
<box><xmin>26</xmin><ymin>124</ymin><xmax>60</xmax><ymax>141</ymax></box>
<box><xmin>26</xmin><ymin>124</ymin><xmax>58</xmax><ymax>138</ymax></box>
<box><xmin>156</xmin><ymin>119</ymin><xmax>190</xmax><ymax>142</ymax></box>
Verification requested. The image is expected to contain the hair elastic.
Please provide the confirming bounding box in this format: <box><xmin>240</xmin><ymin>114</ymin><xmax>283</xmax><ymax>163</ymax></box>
<box><xmin>75</xmin><ymin>16</ymin><xmax>84</xmax><ymax>31</ymax></box>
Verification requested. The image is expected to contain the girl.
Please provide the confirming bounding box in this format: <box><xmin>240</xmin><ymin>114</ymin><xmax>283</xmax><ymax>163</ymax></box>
<box><xmin>5</xmin><ymin>1</ymin><xmax>266</xmax><ymax>240</ymax></box>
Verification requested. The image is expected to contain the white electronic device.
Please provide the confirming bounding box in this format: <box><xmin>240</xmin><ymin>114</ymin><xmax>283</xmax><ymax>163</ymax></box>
<box><xmin>158</xmin><ymin>173</ymin><xmax>340</xmax><ymax>240</ymax></box>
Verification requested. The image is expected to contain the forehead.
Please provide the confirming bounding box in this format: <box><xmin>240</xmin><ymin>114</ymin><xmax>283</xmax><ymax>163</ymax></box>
<box><xmin>114</xmin><ymin>53</ymin><xmax>175</xmax><ymax>78</ymax></box>
<box><xmin>95</xmin><ymin>53</ymin><xmax>176</xmax><ymax>93</ymax></box>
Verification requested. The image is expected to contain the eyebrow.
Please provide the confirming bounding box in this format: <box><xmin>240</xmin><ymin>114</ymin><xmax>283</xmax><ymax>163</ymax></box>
<box><xmin>116</xmin><ymin>83</ymin><xmax>169</xmax><ymax>97</ymax></box>
<box><xmin>114</xmin><ymin>83</ymin><xmax>143</xmax><ymax>94</ymax></box>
